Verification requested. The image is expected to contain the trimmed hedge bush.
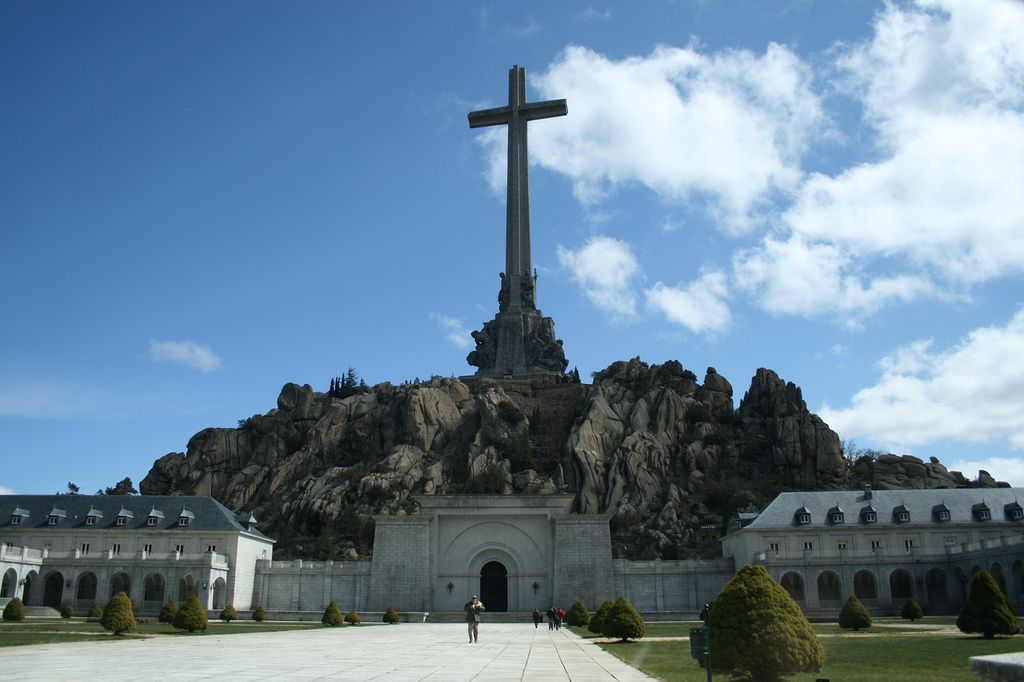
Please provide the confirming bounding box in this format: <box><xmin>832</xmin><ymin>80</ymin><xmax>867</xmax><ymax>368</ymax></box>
<box><xmin>838</xmin><ymin>596</ymin><xmax>872</xmax><ymax>631</ymax></box>
<box><xmin>344</xmin><ymin>610</ymin><xmax>361</xmax><ymax>625</ymax></box>
<box><xmin>901</xmin><ymin>598</ymin><xmax>924</xmax><ymax>621</ymax></box>
<box><xmin>322</xmin><ymin>601</ymin><xmax>343</xmax><ymax>626</ymax></box>
<box><xmin>588</xmin><ymin>600</ymin><xmax>614</xmax><ymax>634</ymax></box>
<box><xmin>958</xmin><ymin>570</ymin><xmax>1021</xmax><ymax>639</ymax></box>
<box><xmin>709</xmin><ymin>564</ymin><xmax>823</xmax><ymax>682</ymax></box>
<box><xmin>87</xmin><ymin>603</ymin><xmax>103</xmax><ymax>621</ymax></box>
<box><xmin>252</xmin><ymin>606</ymin><xmax>266</xmax><ymax>622</ymax></box>
<box><xmin>220</xmin><ymin>605</ymin><xmax>238</xmax><ymax>623</ymax></box>
<box><xmin>159</xmin><ymin>601</ymin><xmax>178</xmax><ymax>624</ymax></box>
<box><xmin>383</xmin><ymin>607</ymin><xmax>400</xmax><ymax>624</ymax></box>
<box><xmin>173</xmin><ymin>595</ymin><xmax>208</xmax><ymax>632</ymax></box>
<box><xmin>565</xmin><ymin>600</ymin><xmax>590</xmax><ymax>627</ymax></box>
<box><xmin>602</xmin><ymin>597</ymin><xmax>645</xmax><ymax>641</ymax></box>
<box><xmin>60</xmin><ymin>603</ymin><xmax>75</xmax><ymax>619</ymax></box>
<box><xmin>101</xmin><ymin>592</ymin><xmax>137</xmax><ymax>635</ymax></box>
<box><xmin>2</xmin><ymin>597</ymin><xmax>26</xmax><ymax>622</ymax></box>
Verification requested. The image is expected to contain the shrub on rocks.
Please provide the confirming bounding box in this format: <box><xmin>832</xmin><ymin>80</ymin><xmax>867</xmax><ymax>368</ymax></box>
<box><xmin>344</xmin><ymin>610</ymin><xmax>361</xmax><ymax>625</ymax></box>
<box><xmin>2</xmin><ymin>598</ymin><xmax>26</xmax><ymax>622</ymax></box>
<box><xmin>60</xmin><ymin>603</ymin><xmax>75</xmax><ymax>619</ymax></box>
<box><xmin>220</xmin><ymin>605</ymin><xmax>238</xmax><ymax>622</ymax></box>
<box><xmin>322</xmin><ymin>601</ymin><xmax>343</xmax><ymax>626</ymax></box>
<box><xmin>709</xmin><ymin>564</ymin><xmax>823</xmax><ymax>682</ymax></box>
<box><xmin>565</xmin><ymin>600</ymin><xmax>590</xmax><ymax>627</ymax></box>
<box><xmin>173</xmin><ymin>596</ymin><xmax>208</xmax><ymax>632</ymax></box>
<box><xmin>252</xmin><ymin>606</ymin><xmax>266</xmax><ymax>622</ymax></box>
<box><xmin>838</xmin><ymin>596</ymin><xmax>872</xmax><ymax>631</ymax></box>
<box><xmin>602</xmin><ymin>597</ymin><xmax>645</xmax><ymax>641</ymax></box>
<box><xmin>383</xmin><ymin>608</ymin><xmax>400</xmax><ymax>624</ymax></box>
<box><xmin>159</xmin><ymin>601</ymin><xmax>179</xmax><ymax>624</ymax></box>
<box><xmin>901</xmin><ymin>598</ymin><xmax>924</xmax><ymax>621</ymax></box>
<box><xmin>958</xmin><ymin>570</ymin><xmax>1020</xmax><ymax>639</ymax></box>
<box><xmin>101</xmin><ymin>592</ymin><xmax>137</xmax><ymax>635</ymax></box>
<box><xmin>588</xmin><ymin>600</ymin><xmax>614</xmax><ymax>634</ymax></box>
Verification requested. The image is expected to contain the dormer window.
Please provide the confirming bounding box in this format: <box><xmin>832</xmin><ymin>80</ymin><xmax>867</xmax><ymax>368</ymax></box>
<box><xmin>973</xmin><ymin>503</ymin><xmax>991</xmax><ymax>521</ymax></box>
<box><xmin>48</xmin><ymin>516</ymin><xmax>58</xmax><ymax>526</ymax></box>
<box><xmin>46</xmin><ymin>507</ymin><xmax>66</xmax><ymax>526</ymax></box>
<box><xmin>828</xmin><ymin>506</ymin><xmax>845</xmax><ymax>525</ymax></box>
<box><xmin>10</xmin><ymin>515</ymin><xmax>21</xmax><ymax>526</ymax></box>
<box><xmin>1005</xmin><ymin>502</ymin><xmax>1024</xmax><ymax>521</ymax></box>
<box><xmin>177</xmin><ymin>508</ymin><xmax>195</xmax><ymax>527</ymax></box>
<box><xmin>116</xmin><ymin>516</ymin><xmax>126</xmax><ymax>526</ymax></box>
<box><xmin>933</xmin><ymin>504</ymin><xmax>951</xmax><ymax>522</ymax></box>
<box><xmin>115</xmin><ymin>508</ymin><xmax>134</xmax><ymax>527</ymax></box>
<box><xmin>147</xmin><ymin>516</ymin><xmax>158</xmax><ymax>526</ymax></box>
<box><xmin>10</xmin><ymin>506</ymin><xmax>29</xmax><ymax>526</ymax></box>
<box><xmin>85</xmin><ymin>516</ymin><xmax>96</xmax><ymax>526</ymax></box>
<box><xmin>147</xmin><ymin>507</ymin><xmax>164</xmax><ymax>527</ymax></box>
<box><xmin>861</xmin><ymin>506</ymin><xmax>877</xmax><ymax>524</ymax></box>
<box><xmin>893</xmin><ymin>504</ymin><xmax>910</xmax><ymax>523</ymax></box>
<box><xmin>794</xmin><ymin>505</ymin><xmax>811</xmax><ymax>526</ymax></box>
<box><xmin>85</xmin><ymin>507</ymin><xmax>103</xmax><ymax>526</ymax></box>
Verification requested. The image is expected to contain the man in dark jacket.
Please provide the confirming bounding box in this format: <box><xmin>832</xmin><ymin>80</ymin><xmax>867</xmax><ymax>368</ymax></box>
<box><xmin>464</xmin><ymin>595</ymin><xmax>485</xmax><ymax>643</ymax></box>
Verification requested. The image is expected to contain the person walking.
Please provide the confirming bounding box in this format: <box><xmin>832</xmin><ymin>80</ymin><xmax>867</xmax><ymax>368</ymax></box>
<box><xmin>555</xmin><ymin>606</ymin><xmax>565</xmax><ymax>630</ymax></box>
<box><xmin>464</xmin><ymin>595</ymin><xmax>485</xmax><ymax>643</ymax></box>
<box><xmin>532</xmin><ymin>608</ymin><xmax>543</xmax><ymax>628</ymax></box>
<box><xmin>546</xmin><ymin>606</ymin><xmax>556</xmax><ymax>630</ymax></box>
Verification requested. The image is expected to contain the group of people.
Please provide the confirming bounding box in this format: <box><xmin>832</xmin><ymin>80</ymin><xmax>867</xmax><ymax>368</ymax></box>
<box><xmin>464</xmin><ymin>596</ymin><xmax>573</xmax><ymax>643</ymax></box>
<box><xmin>532</xmin><ymin>606</ymin><xmax>565</xmax><ymax>629</ymax></box>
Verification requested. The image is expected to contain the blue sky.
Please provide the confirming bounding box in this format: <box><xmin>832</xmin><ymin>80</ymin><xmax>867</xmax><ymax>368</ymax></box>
<box><xmin>2</xmin><ymin>0</ymin><xmax>1023</xmax><ymax>495</ymax></box>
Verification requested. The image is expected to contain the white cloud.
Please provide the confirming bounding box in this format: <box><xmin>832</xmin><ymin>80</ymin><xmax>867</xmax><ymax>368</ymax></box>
<box><xmin>431</xmin><ymin>314</ymin><xmax>473</xmax><ymax>350</ymax></box>
<box><xmin>476</xmin><ymin>43</ymin><xmax>824</xmax><ymax>232</ymax></box>
<box><xmin>148</xmin><ymin>339</ymin><xmax>221</xmax><ymax>373</ymax></box>
<box><xmin>820</xmin><ymin>307</ymin><xmax>1024</xmax><ymax>451</ymax></box>
<box><xmin>557</xmin><ymin>236</ymin><xmax>640</xmax><ymax>316</ymax></box>
<box><xmin>947</xmin><ymin>457</ymin><xmax>1024</xmax><ymax>487</ymax></box>
<box><xmin>0</xmin><ymin>485</ymin><xmax>14</xmax><ymax>495</ymax></box>
<box><xmin>645</xmin><ymin>271</ymin><xmax>731</xmax><ymax>335</ymax></box>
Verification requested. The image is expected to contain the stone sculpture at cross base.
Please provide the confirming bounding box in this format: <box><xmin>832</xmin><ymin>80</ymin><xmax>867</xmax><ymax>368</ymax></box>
<box><xmin>465</xmin><ymin>65</ymin><xmax>569</xmax><ymax>379</ymax></box>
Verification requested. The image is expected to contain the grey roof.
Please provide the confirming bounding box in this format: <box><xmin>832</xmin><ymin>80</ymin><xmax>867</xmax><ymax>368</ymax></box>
<box><xmin>0</xmin><ymin>495</ymin><xmax>270</xmax><ymax>538</ymax></box>
<box><xmin>745</xmin><ymin>488</ymin><xmax>1024</xmax><ymax>529</ymax></box>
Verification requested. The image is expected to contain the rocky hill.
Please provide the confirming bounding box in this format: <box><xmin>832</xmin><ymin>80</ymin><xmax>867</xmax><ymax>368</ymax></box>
<box><xmin>141</xmin><ymin>358</ymin><xmax>1003</xmax><ymax>560</ymax></box>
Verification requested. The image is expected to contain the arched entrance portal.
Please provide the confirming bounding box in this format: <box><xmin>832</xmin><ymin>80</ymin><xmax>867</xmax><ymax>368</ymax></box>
<box><xmin>480</xmin><ymin>561</ymin><xmax>508</xmax><ymax>613</ymax></box>
<box><xmin>43</xmin><ymin>572</ymin><xmax>64</xmax><ymax>609</ymax></box>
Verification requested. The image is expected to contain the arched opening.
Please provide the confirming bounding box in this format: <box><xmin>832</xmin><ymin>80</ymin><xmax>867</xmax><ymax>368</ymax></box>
<box><xmin>953</xmin><ymin>567</ymin><xmax>968</xmax><ymax>604</ymax></box>
<box><xmin>853</xmin><ymin>570</ymin><xmax>877</xmax><ymax>601</ymax></box>
<box><xmin>179</xmin><ymin>574</ymin><xmax>198</xmax><ymax>602</ymax></box>
<box><xmin>926</xmin><ymin>568</ymin><xmax>949</xmax><ymax>612</ymax></box>
<box><xmin>43</xmin><ymin>571</ymin><xmax>64</xmax><ymax>609</ymax></box>
<box><xmin>144</xmin><ymin>574</ymin><xmax>165</xmax><ymax>603</ymax></box>
<box><xmin>991</xmin><ymin>563</ymin><xmax>1008</xmax><ymax>596</ymax></box>
<box><xmin>0</xmin><ymin>569</ymin><xmax>16</xmax><ymax>599</ymax></box>
<box><xmin>971</xmin><ymin>564</ymin><xmax>982</xmax><ymax>578</ymax></box>
<box><xmin>22</xmin><ymin>571</ymin><xmax>37</xmax><ymax>606</ymax></box>
<box><xmin>479</xmin><ymin>561</ymin><xmax>508</xmax><ymax>613</ymax></box>
<box><xmin>1012</xmin><ymin>561</ymin><xmax>1024</xmax><ymax>605</ymax></box>
<box><xmin>817</xmin><ymin>571</ymin><xmax>842</xmax><ymax>606</ymax></box>
<box><xmin>780</xmin><ymin>572</ymin><xmax>804</xmax><ymax>603</ymax></box>
<box><xmin>212</xmin><ymin>577</ymin><xmax>226</xmax><ymax>610</ymax></box>
<box><xmin>76</xmin><ymin>572</ymin><xmax>97</xmax><ymax>604</ymax></box>
<box><xmin>110</xmin><ymin>572</ymin><xmax>131</xmax><ymax>599</ymax></box>
<box><xmin>889</xmin><ymin>569</ymin><xmax>913</xmax><ymax>601</ymax></box>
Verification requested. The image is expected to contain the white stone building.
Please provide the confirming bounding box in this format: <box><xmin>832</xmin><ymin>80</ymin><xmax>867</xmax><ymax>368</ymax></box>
<box><xmin>722</xmin><ymin>486</ymin><xmax>1024</xmax><ymax>615</ymax></box>
<box><xmin>0</xmin><ymin>495</ymin><xmax>274</xmax><ymax>614</ymax></box>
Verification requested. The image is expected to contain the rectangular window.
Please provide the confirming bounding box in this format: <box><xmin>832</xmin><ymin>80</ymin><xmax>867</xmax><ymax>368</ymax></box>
<box><xmin>111</xmin><ymin>543</ymin><xmax>121</xmax><ymax>555</ymax></box>
<box><xmin>116</xmin><ymin>516</ymin><xmax>127</xmax><ymax>526</ymax></box>
<box><xmin>175</xmin><ymin>544</ymin><xmax>185</xmax><ymax>554</ymax></box>
<box><xmin>904</xmin><ymin>539</ymin><xmax>915</xmax><ymax>552</ymax></box>
<box><xmin>147</xmin><ymin>516</ymin><xmax>158</xmax><ymax>526</ymax></box>
<box><xmin>47</xmin><ymin>516</ymin><xmax>58</xmax><ymax>526</ymax></box>
<box><xmin>86</xmin><ymin>516</ymin><xmax>96</xmax><ymax>526</ymax></box>
<box><xmin>803</xmin><ymin>541</ymin><xmax>813</xmax><ymax>551</ymax></box>
<box><xmin>769</xmin><ymin>542</ymin><xmax>780</xmax><ymax>554</ymax></box>
<box><xmin>178</xmin><ymin>517</ymin><xmax>189</xmax><ymax>527</ymax></box>
<box><xmin>10</xmin><ymin>516</ymin><xmax>21</xmax><ymax>526</ymax></box>
<box><xmin>837</xmin><ymin>541</ymin><xmax>848</xmax><ymax>550</ymax></box>
<box><xmin>143</xmin><ymin>544</ymin><xmax>153</xmax><ymax>554</ymax></box>
<box><xmin>207</xmin><ymin>545</ymin><xmax>216</xmax><ymax>553</ymax></box>
<box><xmin>81</xmin><ymin>543</ymin><xmax>90</xmax><ymax>555</ymax></box>
<box><xmin>871</xmin><ymin>540</ymin><xmax>881</xmax><ymax>550</ymax></box>
<box><xmin>944</xmin><ymin>537</ymin><xmax>957</xmax><ymax>548</ymax></box>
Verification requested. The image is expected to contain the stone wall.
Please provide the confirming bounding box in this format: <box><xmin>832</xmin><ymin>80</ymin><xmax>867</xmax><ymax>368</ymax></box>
<box><xmin>367</xmin><ymin>517</ymin><xmax>431</xmax><ymax>611</ymax></box>
<box><xmin>612</xmin><ymin>558</ymin><xmax>734</xmax><ymax>613</ymax></box>
<box><xmin>552</xmin><ymin>515</ymin><xmax>614</xmax><ymax>608</ymax></box>
<box><xmin>253</xmin><ymin>558</ymin><xmax>372</xmax><ymax>612</ymax></box>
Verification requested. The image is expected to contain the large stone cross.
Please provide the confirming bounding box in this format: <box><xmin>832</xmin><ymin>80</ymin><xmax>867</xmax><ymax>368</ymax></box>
<box><xmin>469</xmin><ymin>65</ymin><xmax>567</xmax><ymax>311</ymax></box>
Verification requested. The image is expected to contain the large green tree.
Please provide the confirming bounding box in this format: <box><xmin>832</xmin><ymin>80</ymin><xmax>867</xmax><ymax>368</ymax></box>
<box><xmin>958</xmin><ymin>570</ymin><xmax>1020</xmax><ymax>639</ymax></box>
<box><xmin>709</xmin><ymin>564</ymin><xmax>824</xmax><ymax>682</ymax></box>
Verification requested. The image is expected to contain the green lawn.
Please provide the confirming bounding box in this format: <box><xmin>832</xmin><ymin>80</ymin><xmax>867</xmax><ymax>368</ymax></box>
<box><xmin>599</xmin><ymin>633</ymin><xmax>1024</xmax><ymax>681</ymax></box>
<box><xmin>0</xmin><ymin>618</ymin><xmax>325</xmax><ymax>647</ymax></box>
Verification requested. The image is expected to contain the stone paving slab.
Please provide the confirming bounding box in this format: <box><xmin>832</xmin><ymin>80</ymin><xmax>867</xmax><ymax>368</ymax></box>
<box><xmin>0</xmin><ymin>623</ymin><xmax>655</xmax><ymax>681</ymax></box>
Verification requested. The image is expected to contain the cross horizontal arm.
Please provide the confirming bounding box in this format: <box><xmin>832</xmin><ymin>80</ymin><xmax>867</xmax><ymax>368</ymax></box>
<box><xmin>519</xmin><ymin>99</ymin><xmax>568</xmax><ymax>121</ymax></box>
<box><xmin>468</xmin><ymin>106</ymin><xmax>512</xmax><ymax>128</ymax></box>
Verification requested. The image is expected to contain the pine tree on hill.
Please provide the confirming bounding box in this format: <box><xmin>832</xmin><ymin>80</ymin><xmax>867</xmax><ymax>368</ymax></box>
<box><xmin>709</xmin><ymin>564</ymin><xmax>823</xmax><ymax>682</ymax></box>
<box><xmin>838</xmin><ymin>596</ymin><xmax>872</xmax><ymax>631</ymax></box>
<box><xmin>958</xmin><ymin>570</ymin><xmax>1021</xmax><ymax>639</ymax></box>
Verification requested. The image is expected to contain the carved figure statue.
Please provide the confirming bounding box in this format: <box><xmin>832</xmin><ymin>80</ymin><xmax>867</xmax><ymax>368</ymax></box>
<box><xmin>467</xmin><ymin>324</ymin><xmax>497</xmax><ymax>369</ymax></box>
<box><xmin>498</xmin><ymin>273</ymin><xmax>509</xmax><ymax>311</ymax></box>
<box><xmin>520</xmin><ymin>270</ymin><xmax>536</xmax><ymax>310</ymax></box>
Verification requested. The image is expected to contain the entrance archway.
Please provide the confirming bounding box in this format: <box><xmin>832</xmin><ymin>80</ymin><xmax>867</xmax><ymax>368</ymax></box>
<box><xmin>480</xmin><ymin>561</ymin><xmax>508</xmax><ymax>612</ymax></box>
<box><xmin>43</xmin><ymin>571</ymin><xmax>64</xmax><ymax>608</ymax></box>
<box><xmin>1</xmin><ymin>569</ymin><xmax>16</xmax><ymax>599</ymax></box>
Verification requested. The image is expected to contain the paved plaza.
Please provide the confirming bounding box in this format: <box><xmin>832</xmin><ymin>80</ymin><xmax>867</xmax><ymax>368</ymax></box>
<box><xmin>1</xmin><ymin>622</ymin><xmax>655</xmax><ymax>681</ymax></box>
